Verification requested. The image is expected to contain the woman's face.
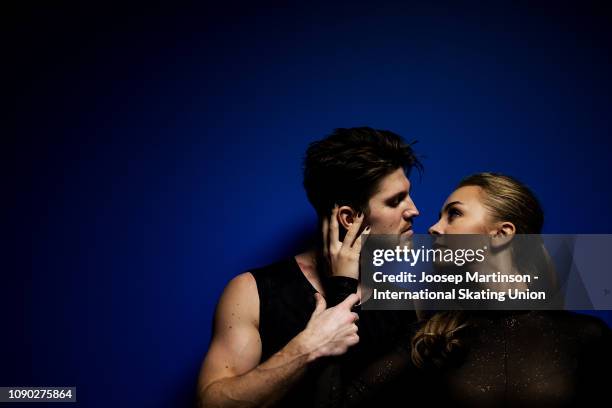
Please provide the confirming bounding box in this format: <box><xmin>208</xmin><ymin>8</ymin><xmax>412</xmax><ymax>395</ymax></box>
<box><xmin>429</xmin><ymin>185</ymin><xmax>495</xmax><ymax>235</ymax></box>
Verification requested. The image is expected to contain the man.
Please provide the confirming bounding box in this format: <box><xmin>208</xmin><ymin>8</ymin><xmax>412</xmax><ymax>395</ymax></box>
<box><xmin>197</xmin><ymin>127</ymin><xmax>421</xmax><ymax>407</ymax></box>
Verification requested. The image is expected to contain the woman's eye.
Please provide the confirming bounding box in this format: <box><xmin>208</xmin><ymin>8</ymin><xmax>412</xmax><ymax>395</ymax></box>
<box><xmin>448</xmin><ymin>208</ymin><xmax>461</xmax><ymax>221</ymax></box>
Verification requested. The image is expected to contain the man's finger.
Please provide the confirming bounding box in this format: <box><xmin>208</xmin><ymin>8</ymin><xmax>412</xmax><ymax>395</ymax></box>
<box><xmin>312</xmin><ymin>292</ymin><xmax>327</xmax><ymax>316</ymax></box>
<box><xmin>339</xmin><ymin>293</ymin><xmax>360</xmax><ymax>309</ymax></box>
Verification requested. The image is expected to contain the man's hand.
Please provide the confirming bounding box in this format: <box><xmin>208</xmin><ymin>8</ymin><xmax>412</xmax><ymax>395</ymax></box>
<box><xmin>198</xmin><ymin>283</ymin><xmax>361</xmax><ymax>407</ymax></box>
<box><xmin>322</xmin><ymin>206</ymin><xmax>370</xmax><ymax>279</ymax></box>
<box><xmin>294</xmin><ymin>292</ymin><xmax>361</xmax><ymax>361</ymax></box>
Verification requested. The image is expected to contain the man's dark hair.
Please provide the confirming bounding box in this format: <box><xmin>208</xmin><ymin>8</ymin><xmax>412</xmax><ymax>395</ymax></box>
<box><xmin>303</xmin><ymin>127</ymin><xmax>422</xmax><ymax>217</ymax></box>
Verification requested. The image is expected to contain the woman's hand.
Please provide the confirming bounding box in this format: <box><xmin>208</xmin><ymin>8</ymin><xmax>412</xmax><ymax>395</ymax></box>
<box><xmin>322</xmin><ymin>206</ymin><xmax>370</xmax><ymax>279</ymax></box>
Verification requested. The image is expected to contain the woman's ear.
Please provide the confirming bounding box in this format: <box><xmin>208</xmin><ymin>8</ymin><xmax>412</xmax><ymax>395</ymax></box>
<box><xmin>337</xmin><ymin>205</ymin><xmax>357</xmax><ymax>231</ymax></box>
<box><xmin>489</xmin><ymin>221</ymin><xmax>516</xmax><ymax>248</ymax></box>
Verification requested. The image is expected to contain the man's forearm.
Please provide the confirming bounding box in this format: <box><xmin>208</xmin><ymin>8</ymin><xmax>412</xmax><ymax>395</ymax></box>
<box><xmin>198</xmin><ymin>336</ymin><xmax>315</xmax><ymax>408</ymax></box>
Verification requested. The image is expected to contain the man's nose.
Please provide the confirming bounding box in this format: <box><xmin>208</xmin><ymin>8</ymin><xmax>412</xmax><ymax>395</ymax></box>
<box><xmin>403</xmin><ymin>197</ymin><xmax>419</xmax><ymax>218</ymax></box>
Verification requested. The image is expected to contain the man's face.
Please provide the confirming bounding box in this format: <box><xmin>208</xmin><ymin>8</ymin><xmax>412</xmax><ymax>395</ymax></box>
<box><xmin>366</xmin><ymin>167</ymin><xmax>419</xmax><ymax>236</ymax></box>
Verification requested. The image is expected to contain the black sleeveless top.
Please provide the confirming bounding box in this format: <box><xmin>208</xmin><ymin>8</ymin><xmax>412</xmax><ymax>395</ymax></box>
<box><xmin>250</xmin><ymin>258</ymin><xmax>417</xmax><ymax>407</ymax></box>
<box><xmin>251</xmin><ymin>258</ymin><xmax>319</xmax><ymax>362</ymax></box>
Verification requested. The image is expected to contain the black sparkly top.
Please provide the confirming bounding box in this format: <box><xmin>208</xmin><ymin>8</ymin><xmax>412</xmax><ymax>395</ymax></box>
<box><xmin>315</xmin><ymin>277</ymin><xmax>612</xmax><ymax>407</ymax></box>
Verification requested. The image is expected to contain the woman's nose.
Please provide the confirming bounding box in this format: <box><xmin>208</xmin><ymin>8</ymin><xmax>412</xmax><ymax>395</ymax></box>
<box><xmin>429</xmin><ymin>221</ymin><xmax>443</xmax><ymax>235</ymax></box>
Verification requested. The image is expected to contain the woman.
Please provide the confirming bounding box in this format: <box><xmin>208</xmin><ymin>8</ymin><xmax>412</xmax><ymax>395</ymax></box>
<box><xmin>317</xmin><ymin>173</ymin><xmax>611</xmax><ymax>407</ymax></box>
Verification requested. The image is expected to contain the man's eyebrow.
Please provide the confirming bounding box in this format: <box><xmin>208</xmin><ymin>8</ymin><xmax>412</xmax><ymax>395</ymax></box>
<box><xmin>385</xmin><ymin>183</ymin><xmax>411</xmax><ymax>199</ymax></box>
<box><xmin>385</xmin><ymin>190</ymin><xmax>407</xmax><ymax>201</ymax></box>
<box><xmin>438</xmin><ymin>201</ymin><xmax>462</xmax><ymax>219</ymax></box>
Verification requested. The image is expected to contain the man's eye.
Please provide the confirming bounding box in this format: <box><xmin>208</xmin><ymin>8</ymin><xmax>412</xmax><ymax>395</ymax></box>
<box><xmin>389</xmin><ymin>197</ymin><xmax>402</xmax><ymax>207</ymax></box>
<box><xmin>388</xmin><ymin>193</ymin><xmax>407</xmax><ymax>207</ymax></box>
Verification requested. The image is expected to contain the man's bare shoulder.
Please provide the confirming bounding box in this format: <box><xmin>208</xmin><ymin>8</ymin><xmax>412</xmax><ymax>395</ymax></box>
<box><xmin>217</xmin><ymin>272</ymin><xmax>260</xmax><ymax>328</ymax></box>
<box><xmin>227</xmin><ymin>271</ymin><xmax>257</xmax><ymax>292</ymax></box>
<box><xmin>198</xmin><ymin>272</ymin><xmax>263</xmax><ymax>395</ymax></box>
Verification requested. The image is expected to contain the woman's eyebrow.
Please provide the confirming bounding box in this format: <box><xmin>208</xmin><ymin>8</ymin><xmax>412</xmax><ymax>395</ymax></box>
<box><xmin>439</xmin><ymin>201</ymin><xmax>463</xmax><ymax>219</ymax></box>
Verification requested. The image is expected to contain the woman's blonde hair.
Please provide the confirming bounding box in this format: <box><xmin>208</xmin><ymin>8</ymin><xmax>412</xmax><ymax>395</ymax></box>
<box><xmin>411</xmin><ymin>173</ymin><xmax>554</xmax><ymax>368</ymax></box>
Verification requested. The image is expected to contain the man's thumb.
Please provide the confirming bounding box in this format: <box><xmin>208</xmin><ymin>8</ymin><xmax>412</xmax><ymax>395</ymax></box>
<box><xmin>312</xmin><ymin>292</ymin><xmax>326</xmax><ymax>316</ymax></box>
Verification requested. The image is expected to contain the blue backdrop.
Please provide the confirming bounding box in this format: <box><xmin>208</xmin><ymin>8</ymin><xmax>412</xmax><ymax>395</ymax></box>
<box><xmin>8</xmin><ymin>1</ymin><xmax>612</xmax><ymax>407</ymax></box>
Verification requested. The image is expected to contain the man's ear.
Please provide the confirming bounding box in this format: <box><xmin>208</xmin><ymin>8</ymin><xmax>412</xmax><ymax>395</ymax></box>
<box><xmin>489</xmin><ymin>221</ymin><xmax>516</xmax><ymax>248</ymax></box>
<box><xmin>337</xmin><ymin>205</ymin><xmax>357</xmax><ymax>231</ymax></box>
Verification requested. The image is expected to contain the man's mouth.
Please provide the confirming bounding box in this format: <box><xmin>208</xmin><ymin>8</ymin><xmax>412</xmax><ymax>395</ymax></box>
<box><xmin>401</xmin><ymin>226</ymin><xmax>413</xmax><ymax>235</ymax></box>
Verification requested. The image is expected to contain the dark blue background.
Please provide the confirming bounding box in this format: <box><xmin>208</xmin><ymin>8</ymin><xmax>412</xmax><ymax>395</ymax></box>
<box><xmin>7</xmin><ymin>1</ymin><xmax>612</xmax><ymax>406</ymax></box>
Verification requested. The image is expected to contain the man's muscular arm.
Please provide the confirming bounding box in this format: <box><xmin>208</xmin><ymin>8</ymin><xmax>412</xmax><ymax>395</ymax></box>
<box><xmin>197</xmin><ymin>272</ymin><xmax>360</xmax><ymax>408</ymax></box>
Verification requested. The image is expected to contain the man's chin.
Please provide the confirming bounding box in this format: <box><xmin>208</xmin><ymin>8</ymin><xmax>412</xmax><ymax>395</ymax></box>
<box><xmin>401</xmin><ymin>229</ymin><xmax>414</xmax><ymax>238</ymax></box>
<box><xmin>399</xmin><ymin>231</ymin><xmax>414</xmax><ymax>247</ymax></box>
